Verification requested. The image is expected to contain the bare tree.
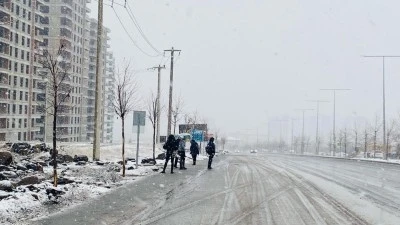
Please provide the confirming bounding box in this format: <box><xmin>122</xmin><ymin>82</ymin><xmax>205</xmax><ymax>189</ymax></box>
<box><xmin>337</xmin><ymin>130</ymin><xmax>344</xmax><ymax>156</ymax></box>
<box><xmin>221</xmin><ymin>137</ymin><xmax>227</xmax><ymax>150</ymax></box>
<box><xmin>147</xmin><ymin>93</ymin><xmax>162</xmax><ymax>164</ymax></box>
<box><xmin>112</xmin><ymin>62</ymin><xmax>138</xmax><ymax>177</ymax></box>
<box><xmin>353</xmin><ymin>123</ymin><xmax>359</xmax><ymax>155</ymax></box>
<box><xmin>171</xmin><ymin>95</ymin><xmax>184</xmax><ymax>134</ymax></box>
<box><xmin>38</xmin><ymin>43</ymin><xmax>72</xmax><ymax>187</ymax></box>
<box><xmin>372</xmin><ymin>113</ymin><xmax>382</xmax><ymax>157</ymax></box>
<box><xmin>386</xmin><ymin>119</ymin><xmax>397</xmax><ymax>159</ymax></box>
<box><xmin>184</xmin><ymin>110</ymin><xmax>200</xmax><ymax>133</ymax></box>
<box><xmin>364</xmin><ymin>128</ymin><xmax>368</xmax><ymax>158</ymax></box>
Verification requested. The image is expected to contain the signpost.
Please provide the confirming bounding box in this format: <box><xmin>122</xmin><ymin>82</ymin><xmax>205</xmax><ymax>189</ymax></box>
<box><xmin>191</xmin><ymin>129</ymin><xmax>204</xmax><ymax>142</ymax></box>
<box><xmin>133</xmin><ymin>111</ymin><xmax>146</xmax><ymax>168</ymax></box>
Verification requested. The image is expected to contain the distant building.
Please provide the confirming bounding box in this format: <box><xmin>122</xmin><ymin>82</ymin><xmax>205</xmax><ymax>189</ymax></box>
<box><xmin>0</xmin><ymin>0</ymin><xmax>115</xmax><ymax>143</ymax></box>
<box><xmin>0</xmin><ymin>0</ymin><xmax>45</xmax><ymax>141</ymax></box>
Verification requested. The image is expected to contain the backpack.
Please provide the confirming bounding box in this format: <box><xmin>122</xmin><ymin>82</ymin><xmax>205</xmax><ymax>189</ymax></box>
<box><xmin>206</xmin><ymin>144</ymin><xmax>211</xmax><ymax>154</ymax></box>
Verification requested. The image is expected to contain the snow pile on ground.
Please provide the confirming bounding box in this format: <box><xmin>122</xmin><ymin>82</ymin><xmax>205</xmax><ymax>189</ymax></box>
<box><xmin>352</xmin><ymin>157</ymin><xmax>400</xmax><ymax>164</ymax></box>
<box><xmin>0</xmin><ymin>146</ymin><xmax>162</xmax><ymax>225</ymax></box>
<box><xmin>57</xmin><ymin>143</ymin><xmax>164</xmax><ymax>162</ymax></box>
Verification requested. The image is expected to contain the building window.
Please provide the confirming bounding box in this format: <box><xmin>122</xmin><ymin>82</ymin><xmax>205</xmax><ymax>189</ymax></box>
<box><xmin>21</xmin><ymin>50</ymin><xmax>24</xmax><ymax>60</ymax></box>
<box><xmin>12</xmin><ymin>91</ymin><xmax>16</xmax><ymax>100</ymax></box>
<box><xmin>19</xmin><ymin>91</ymin><xmax>23</xmax><ymax>100</ymax></box>
<box><xmin>20</xmin><ymin>77</ymin><xmax>23</xmax><ymax>87</ymax></box>
<box><xmin>24</xmin><ymin>119</ymin><xmax>27</xmax><ymax>128</ymax></box>
<box><xmin>25</xmin><ymin>92</ymin><xmax>28</xmax><ymax>101</ymax></box>
<box><xmin>22</xmin><ymin>22</ymin><xmax>25</xmax><ymax>32</ymax></box>
<box><xmin>27</xmin><ymin>38</ymin><xmax>30</xmax><ymax>47</ymax></box>
<box><xmin>15</xmin><ymin>33</ymin><xmax>18</xmax><ymax>44</ymax></box>
<box><xmin>19</xmin><ymin>105</ymin><xmax>22</xmax><ymax>114</ymax></box>
<box><xmin>15</xmin><ymin>20</ymin><xmax>19</xmax><ymax>29</ymax></box>
<box><xmin>19</xmin><ymin>119</ymin><xmax>22</xmax><ymax>128</ymax></box>
<box><xmin>12</xmin><ymin>119</ymin><xmax>15</xmax><ymax>128</ymax></box>
<box><xmin>13</xmin><ymin>76</ymin><xmax>17</xmax><ymax>86</ymax></box>
<box><xmin>25</xmin><ymin>79</ymin><xmax>28</xmax><ymax>88</ymax></box>
<box><xmin>22</xmin><ymin>37</ymin><xmax>25</xmax><ymax>46</ymax></box>
<box><xmin>20</xmin><ymin>64</ymin><xmax>24</xmax><ymax>73</ymax></box>
<box><xmin>27</xmin><ymin>25</ymin><xmax>30</xmax><ymax>34</ymax></box>
<box><xmin>14</xmin><ymin>48</ymin><xmax>18</xmax><ymax>58</ymax></box>
<box><xmin>26</xmin><ymin>65</ymin><xmax>29</xmax><ymax>74</ymax></box>
<box><xmin>24</xmin><ymin>105</ymin><xmax>27</xmax><ymax>114</ymax></box>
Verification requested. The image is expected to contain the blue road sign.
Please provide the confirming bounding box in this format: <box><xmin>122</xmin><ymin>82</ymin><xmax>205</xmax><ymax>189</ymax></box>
<box><xmin>192</xmin><ymin>129</ymin><xmax>204</xmax><ymax>142</ymax></box>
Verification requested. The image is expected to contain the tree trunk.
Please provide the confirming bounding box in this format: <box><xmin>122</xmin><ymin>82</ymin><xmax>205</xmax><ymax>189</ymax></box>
<box><xmin>373</xmin><ymin>130</ymin><xmax>377</xmax><ymax>158</ymax></box>
<box><xmin>364</xmin><ymin>131</ymin><xmax>367</xmax><ymax>158</ymax></box>
<box><xmin>122</xmin><ymin>117</ymin><xmax>125</xmax><ymax>177</ymax></box>
<box><xmin>355</xmin><ymin>132</ymin><xmax>358</xmax><ymax>154</ymax></box>
<box><xmin>386</xmin><ymin>133</ymin><xmax>390</xmax><ymax>159</ymax></box>
<box><xmin>53</xmin><ymin>105</ymin><xmax>57</xmax><ymax>187</ymax></box>
<box><xmin>152</xmin><ymin>124</ymin><xmax>156</xmax><ymax>165</ymax></box>
<box><xmin>173</xmin><ymin>115</ymin><xmax>177</xmax><ymax>135</ymax></box>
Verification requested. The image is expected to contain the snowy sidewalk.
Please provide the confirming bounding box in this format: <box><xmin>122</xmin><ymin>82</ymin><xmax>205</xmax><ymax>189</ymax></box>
<box><xmin>30</xmin><ymin>155</ymin><xmax>217</xmax><ymax>225</ymax></box>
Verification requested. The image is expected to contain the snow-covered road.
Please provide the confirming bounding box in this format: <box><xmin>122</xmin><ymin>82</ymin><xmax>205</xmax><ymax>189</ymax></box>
<box><xmin>32</xmin><ymin>153</ymin><xmax>400</xmax><ymax>225</ymax></box>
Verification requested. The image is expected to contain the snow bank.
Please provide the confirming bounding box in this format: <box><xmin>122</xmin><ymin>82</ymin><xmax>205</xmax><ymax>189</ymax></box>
<box><xmin>58</xmin><ymin>143</ymin><xmax>164</xmax><ymax>162</ymax></box>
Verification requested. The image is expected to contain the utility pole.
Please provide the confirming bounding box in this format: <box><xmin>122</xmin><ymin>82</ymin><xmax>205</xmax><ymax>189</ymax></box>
<box><xmin>307</xmin><ymin>100</ymin><xmax>329</xmax><ymax>155</ymax></box>
<box><xmin>344</xmin><ymin>128</ymin><xmax>347</xmax><ymax>158</ymax></box>
<box><xmin>295</xmin><ymin>109</ymin><xmax>314</xmax><ymax>155</ymax></box>
<box><xmin>267</xmin><ymin>121</ymin><xmax>271</xmax><ymax>149</ymax></box>
<box><xmin>28</xmin><ymin>0</ymin><xmax>36</xmax><ymax>141</ymax></box>
<box><xmin>93</xmin><ymin>0</ymin><xmax>103</xmax><ymax>161</ymax></box>
<box><xmin>164</xmin><ymin>47</ymin><xmax>181</xmax><ymax>135</ymax></box>
<box><xmin>363</xmin><ymin>55</ymin><xmax>400</xmax><ymax>160</ymax></box>
<box><xmin>149</xmin><ymin>65</ymin><xmax>166</xmax><ymax>143</ymax></box>
<box><xmin>320</xmin><ymin>89</ymin><xmax>350</xmax><ymax>157</ymax></box>
<box><xmin>291</xmin><ymin>119</ymin><xmax>300</xmax><ymax>153</ymax></box>
<box><xmin>364</xmin><ymin>130</ymin><xmax>368</xmax><ymax>158</ymax></box>
<box><xmin>277</xmin><ymin>120</ymin><xmax>288</xmax><ymax>152</ymax></box>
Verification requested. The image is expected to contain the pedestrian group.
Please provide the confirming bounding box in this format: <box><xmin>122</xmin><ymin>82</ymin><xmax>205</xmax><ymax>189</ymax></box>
<box><xmin>161</xmin><ymin>135</ymin><xmax>215</xmax><ymax>174</ymax></box>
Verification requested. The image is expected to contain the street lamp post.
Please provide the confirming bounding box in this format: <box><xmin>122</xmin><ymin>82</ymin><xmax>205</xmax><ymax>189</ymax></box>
<box><xmin>320</xmin><ymin>89</ymin><xmax>350</xmax><ymax>156</ymax></box>
<box><xmin>307</xmin><ymin>100</ymin><xmax>329</xmax><ymax>155</ymax></box>
<box><xmin>363</xmin><ymin>55</ymin><xmax>400</xmax><ymax>160</ymax></box>
<box><xmin>295</xmin><ymin>109</ymin><xmax>313</xmax><ymax>154</ymax></box>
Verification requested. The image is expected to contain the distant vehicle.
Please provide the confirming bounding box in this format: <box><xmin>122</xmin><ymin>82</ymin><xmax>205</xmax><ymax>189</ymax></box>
<box><xmin>250</xmin><ymin>149</ymin><xmax>258</xmax><ymax>153</ymax></box>
<box><xmin>374</xmin><ymin>151</ymin><xmax>384</xmax><ymax>159</ymax></box>
<box><xmin>234</xmin><ymin>150</ymin><xmax>240</xmax><ymax>153</ymax></box>
<box><xmin>289</xmin><ymin>150</ymin><xmax>295</xmax><ymax>154</ymax></box>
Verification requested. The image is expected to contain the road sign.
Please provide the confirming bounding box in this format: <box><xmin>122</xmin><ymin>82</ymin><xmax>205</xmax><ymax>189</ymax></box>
<box><xmin>133</xmin><ymin>111</ymin><xmax>146</xmax><ymax>126</ymax></box>
<box><xmin>191</xmin><ymin>129</ymin><xmax>204</xmax><ymax>142</ymax></box>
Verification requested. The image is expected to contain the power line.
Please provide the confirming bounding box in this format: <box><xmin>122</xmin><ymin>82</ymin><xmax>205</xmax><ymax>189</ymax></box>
<box><xmin>125</xmin><ymin>2</ymin><xmax>161</xmax><ymax>55</ymax></box>
<box><xmin>111</xmin><ymin>6</ymin><xmax>159</xmax><ymax>57</ymax></box>
<box><xmin>95</xmin><ymin>0</ymin><xmax>161</xmax><ymax>54</ymax></box>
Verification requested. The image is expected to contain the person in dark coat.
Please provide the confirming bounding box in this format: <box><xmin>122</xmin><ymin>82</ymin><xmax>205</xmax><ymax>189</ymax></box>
<box><xmin>205</xmin><ymin>137</ymin><xmax>216</xmax><ymax>169</ymax></box>
<box><xmin>161</xmin><ymin>135</ymin><xmax>178</xmax><ymax>174</ymax></box>
<box><xmin>190</xmin><ymin>139</ymin><xmax>199</xmax><ymax>165</ymax></box>
<box><xmin>178</xmin><ymin>138</ymin><xmax>187</xmax><ymax>170</ymax></box>
<box><xmin>174</xmin><ymin>137</ymin><xmax>181</xmax><ymax>168</ymax></box>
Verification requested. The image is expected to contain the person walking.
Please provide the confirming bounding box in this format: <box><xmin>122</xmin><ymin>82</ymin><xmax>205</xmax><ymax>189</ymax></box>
<box><xmin>161</xmin><ymin>135</ymin><xmax>178</xmax><ymax>174</ymax></box>
<box><xmin>190</xmin><ymin>139</ymin><xmax>199</xmax><ymax>165</ymax></box>
<box><xmin>178</xmin><ymin>138</ymin><xmax>187</xmax><ymax>170</ymax></box>
<box><xmin>206</xmin><ymin>137</ymin><xmax>216</xmax><ymax>169</ymax></box>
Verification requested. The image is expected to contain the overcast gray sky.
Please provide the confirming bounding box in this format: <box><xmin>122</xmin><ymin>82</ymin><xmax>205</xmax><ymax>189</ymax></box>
<box><xmin>89</xmin><ymin>0</ymin><xmax>400</xmax><ymax>143</ymax></box>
